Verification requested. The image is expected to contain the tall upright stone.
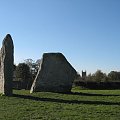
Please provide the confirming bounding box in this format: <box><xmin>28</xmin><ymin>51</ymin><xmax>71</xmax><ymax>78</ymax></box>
<box><xmin>30</xmin><ymin>53</ymin><xmax>77</xmax><ymax>93</ymax></box>
<box><xmin>0</xmin><ymin>34</ymin><xmax>14</xmax><ymax>96</ymax></box>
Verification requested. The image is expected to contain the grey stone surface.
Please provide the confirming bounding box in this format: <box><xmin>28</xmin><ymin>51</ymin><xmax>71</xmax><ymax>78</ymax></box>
<box><xmin>0</xmin><ymin>34</ymin><xmax>14</xmax><ymax>96</ymax></box>
<box><xmin>30</xmin><ymin>53</ymin><xmax>77</xmax><ymax>93</ymax></box>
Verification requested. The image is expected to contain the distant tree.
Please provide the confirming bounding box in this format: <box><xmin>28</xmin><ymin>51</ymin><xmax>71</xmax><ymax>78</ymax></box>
<box><xmin>24</xmin><ymin>59</ymin><xmax>41</xmax><ymax>79</ymax></box>
<box><xmin>35</xmin><ymin>59</ymin><xmax>41</xmax><ymax>71</ymax></box>
<box><xmin>74</xmin><ymin>72</ymin><xmax>82</xmax><ymax>82</ymax></box>
<box><xmin>15</xmin><ymin>63</ymin><xmax>32</xmax><ymax>89</ymax></box>
<box><xmin>86</xmin><ymin>73</ymin><xmax>93</xmax><ymax>81</ymax></box>
<box><xmin>108</xmin><ymin>71</ymin><xmax>120</xmax><ymax>81</ymax></box>
<box><xmin>24</xmin><ymin>59</ymin><xmax>34</xmax><ymax>70</ymax></box>
<box><xmin>36</xmin><ymin>59</ymin><xmax>41</xmax><ymax>66</ymax></box>
<box><xmin>92</xmin><ymin>70</ymin><xmax>107</xmax><ymax>82</ymax></box>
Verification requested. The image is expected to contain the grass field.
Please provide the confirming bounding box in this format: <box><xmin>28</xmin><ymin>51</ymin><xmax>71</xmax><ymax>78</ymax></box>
<box><xmin>0</xmin><ymin>87</ymin><xmax>120</xmax><ymax>120</ymax></box>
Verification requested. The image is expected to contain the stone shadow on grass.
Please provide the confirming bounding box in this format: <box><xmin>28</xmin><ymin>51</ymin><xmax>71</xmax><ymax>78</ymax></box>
<box><xmin>68</xmin><ymin>92</ymin><xmax>120</xmax><ymax>96</ymax></box>
<box><xmin>13</xmin><ymin>93</ymin><xmax>120</xmax><ymax>106</ymax></box>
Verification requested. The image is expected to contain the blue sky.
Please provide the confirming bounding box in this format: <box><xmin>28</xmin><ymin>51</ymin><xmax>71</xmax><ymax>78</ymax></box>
<box><xmin>0</xmin><ymin>0</ymin><xmax>120</xmax><ymax>74</ymax></box>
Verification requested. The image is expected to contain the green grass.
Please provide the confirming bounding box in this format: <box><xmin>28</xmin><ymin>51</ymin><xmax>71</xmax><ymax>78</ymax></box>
<box><xmin>0</xmin><ymin>88</ymin><xmax>120</xmax><ymax>120</ymax></box>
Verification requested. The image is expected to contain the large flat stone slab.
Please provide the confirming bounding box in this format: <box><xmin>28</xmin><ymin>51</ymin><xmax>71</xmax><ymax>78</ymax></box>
<box><xmin>30</xmin><ymin>53</ymin><xmax>77</xmax><ymax>93</ymax></box>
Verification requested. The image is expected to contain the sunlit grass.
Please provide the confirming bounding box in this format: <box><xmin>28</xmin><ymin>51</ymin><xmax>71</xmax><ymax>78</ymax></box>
<box><xmin>0</xmin><ymin>88</ymin><xmax>120</xmax><ymax>120</ymax></box>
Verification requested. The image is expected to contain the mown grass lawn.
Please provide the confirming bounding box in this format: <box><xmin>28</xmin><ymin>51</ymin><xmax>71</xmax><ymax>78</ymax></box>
<box><xmin>0</xmin><ymin>88</ymin><xmax>120</xmax><ymax>120</ymax></box>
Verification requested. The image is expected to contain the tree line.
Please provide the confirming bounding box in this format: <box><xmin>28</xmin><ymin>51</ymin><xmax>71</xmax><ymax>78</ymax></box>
<box><xmin>13</xmin><ymin>59</ymin><xmax>120</xmax><ymax>89</ymax></box>
<box><xmin>76</xmin><ymin>70</ymin><xmax>120</xmax><ymax>82</ymax></box>
<box><xmin>13</xmin><ymin>59</ymin><xmax>41</xmax><ymax>89</ymax></box>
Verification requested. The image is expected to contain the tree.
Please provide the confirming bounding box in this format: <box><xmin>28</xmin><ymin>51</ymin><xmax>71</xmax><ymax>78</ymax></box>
<box><xmin>15</xmin><ymin>63</ymin><xmax>32</xmax><ymax>89</ymax></box>
<box><xmin>24</xmin><ymin>59</ymin><xmax>41</xmax><ymax>79</ymax></box>
<box><xmin>86</xmin><ymin>73</ymin><xmax>93</xmax><ymax>81</ymax></box>
<box><xmin>24</xmin><ymin>59</ymin><xmax>34</xmax><ymax>70</ymax></box>
<box><xmin>108</xmin><ymin>71</ymin><xmax>120</xmax><ymax>81</ymax></box>
<box><xmin>92</xmin><ymin>70</ymin><xmax>107</xmax><ymax>82</ymax></box>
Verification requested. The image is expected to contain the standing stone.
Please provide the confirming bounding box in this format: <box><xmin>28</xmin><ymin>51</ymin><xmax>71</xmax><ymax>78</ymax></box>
<box><xmin>30</xmin><ymin>53</ymin><xmax>77</xmax><ymax>93</ymax></box>
<box><xmin>0</xmin><ymin>34</ymin><xmax>14</xmax><ymax>96</ymax></box>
